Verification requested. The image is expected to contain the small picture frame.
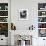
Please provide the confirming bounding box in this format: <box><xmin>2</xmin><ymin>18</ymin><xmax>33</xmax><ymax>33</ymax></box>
<box><xmin>19</xmin><ymin>9</ymin><xmax>28</xmax><ymax>20</ymax></box>
<box><xmin>38</xmin><ymin>29</ymin><xmax>46</xmax><ymax>37</ymax></box>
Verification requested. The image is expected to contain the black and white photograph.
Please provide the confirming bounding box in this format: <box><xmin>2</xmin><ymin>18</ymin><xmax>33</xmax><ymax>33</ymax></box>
<box><xmin>19</xmin><ymin>9</ymin><xmax>28</xmax><ymax>20</ymax></box>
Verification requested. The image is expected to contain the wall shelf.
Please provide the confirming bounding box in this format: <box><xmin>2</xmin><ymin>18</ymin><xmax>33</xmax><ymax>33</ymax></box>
<box><xmin>38</xmin><ymin>28</ymin><xmax>46</xmax><ymax>29</ymax></box>
<box><xmin>38</xmin><ymin>3</ymin><xmax>46</xmax><ymax>37</ymax></box>
<box><xmin>38</xmin><ymin>22</ymin><xmax>46</xmax><ymax>23</ymax></box>
<box><xmin>0</xmin><ymin>22</ymin><xmax>8</xmax><ymax>23</ymax></box>
<box><xmin>38</xmin><ymin>16</ymin><xmax>46</xmax><ymax>17</ymax></box>
<box><xmin>0</xmin><ymin>16</ymin><xmax>8</xmax><ymax>17</ymax></box>
<box><xmin>0</xmin><ymin>3</ymin><xmax>8</xmax><ymax>37</ymax></box>
<box><xmin>38</xmin><ymin>10</ymin><xmax>46</xmax><ymax>11</ymax></box>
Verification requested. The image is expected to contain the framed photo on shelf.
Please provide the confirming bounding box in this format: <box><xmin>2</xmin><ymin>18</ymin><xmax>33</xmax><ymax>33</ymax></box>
<box><xmin>19</xmin><ymin>9</ymin><xmax>28</xmax><ymax>20</ymax></box>
<box><xmin>38</xmin><ymin>29</ymin><xmax>46</xmax><ymax>37</ymax></box>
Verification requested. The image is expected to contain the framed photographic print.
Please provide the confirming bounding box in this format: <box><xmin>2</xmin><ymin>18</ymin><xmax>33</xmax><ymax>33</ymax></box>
<box><xmin>19</xmin><ymin>9</ymin><xmax>28</xmax><ymax>20</ymax></box>
<box><xmin>38</xmin><ymin>29</ymin><xmax>46</xmax><ymax>37</ymax></box>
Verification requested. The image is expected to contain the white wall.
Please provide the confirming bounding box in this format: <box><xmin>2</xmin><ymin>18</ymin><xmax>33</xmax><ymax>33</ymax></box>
<box><xmin>11</xmin><ymin>0</ymin><xmax>46</xmax><ymax>46</ymax></box>
<box><xmin>11</xmin><ymin>0</ymin><xmax>46</xmax><ymax>30</ymax></box>
<box><xmin>11</xmin><ymin>0</ymin><xmax>38</xmax><ymax>30</ymax></box>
